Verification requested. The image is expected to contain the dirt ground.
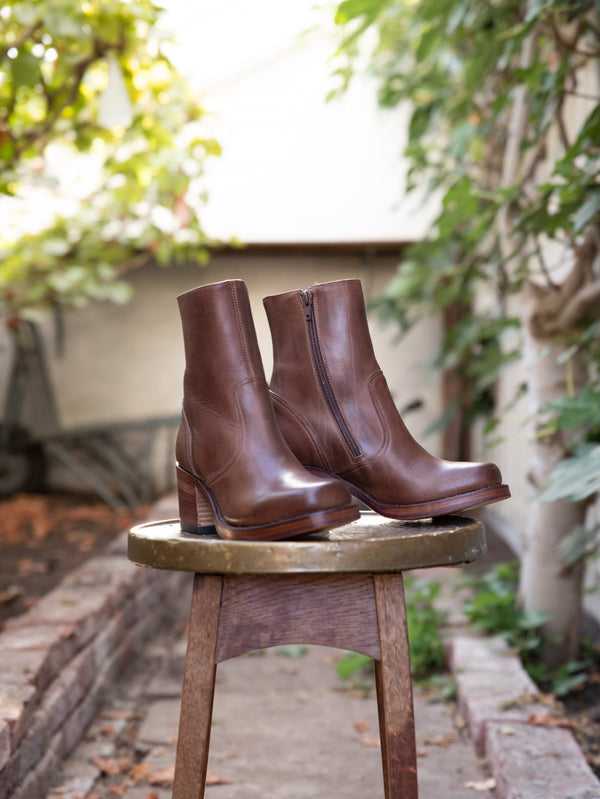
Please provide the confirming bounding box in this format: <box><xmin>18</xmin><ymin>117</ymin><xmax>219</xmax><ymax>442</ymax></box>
<box><xmin>0</xmin><ymin>492</ymin><xmax>145</xmax><ymax>630</ymax></box>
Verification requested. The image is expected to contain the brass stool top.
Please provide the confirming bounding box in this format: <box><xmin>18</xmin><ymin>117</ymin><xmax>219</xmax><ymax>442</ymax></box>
<box><xmin>128</xmin><ymin>511</ymin><xmax>485</xmax><ymax>575</ymax></box>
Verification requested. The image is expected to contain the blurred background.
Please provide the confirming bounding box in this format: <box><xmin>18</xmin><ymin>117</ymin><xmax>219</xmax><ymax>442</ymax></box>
<box><xmin>1</xmin><ymin>0</ymin><xmax>600</xmax><ymax>666</ymax></box>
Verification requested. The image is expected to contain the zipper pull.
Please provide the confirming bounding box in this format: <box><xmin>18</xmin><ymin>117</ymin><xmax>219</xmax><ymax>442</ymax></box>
<box><xmin>301</xmin><ymin>289</ymin><xmax>313</xmax><ymax>321</ymax></box>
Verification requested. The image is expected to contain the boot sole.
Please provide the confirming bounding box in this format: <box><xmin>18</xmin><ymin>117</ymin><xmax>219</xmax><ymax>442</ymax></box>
<box><xmin>312</xmin><ymin>470</ymin><xmax>511</xmax><ymax>520</ymax></box>
<box><xmin>177</xmin><ymin>465</ymin><xmax>360</xmax><ymax>541</ymax></box>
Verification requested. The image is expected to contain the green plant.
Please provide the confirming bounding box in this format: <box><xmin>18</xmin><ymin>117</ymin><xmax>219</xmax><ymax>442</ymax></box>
<box><xmin>405</xmin><ymin>575</ymin><xmax>446</xmax><ymax>678</ymax></box>
<box><xmin>462</xmin><ymin>562</ymin><xmax>592</xmax><ymax>697</ymax></box>
<box><xmin>336</xmin><ymin>575</ymin><xmax>447</xmax><ymax>684</ymax></box>
<box><xmin>335</xmin><ymin>651</ymin><xmax>373</xmax><ymax>682</ymax></box>
<box><xmin>462</xmin><ymin>562</ymin><xmax>548</xmax><ymax>659</ymax></box>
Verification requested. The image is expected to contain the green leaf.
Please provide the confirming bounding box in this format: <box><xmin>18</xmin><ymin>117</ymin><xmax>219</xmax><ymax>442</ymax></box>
<box><xmin>541</xmin><ymin>445</ymin><xmax>600</xmax><ymax>503</ymax></box>
<box><xmin>547</xmin><ymin>387</ymin><xmax>600</xmax><ymax>431</ymax></box>
<box><xmin>10</xmin><ymin>49</ymin><xmax>40</xmax><ymax>88</ymax></box>
<box><xmin>336</xmin><ymin>651</ymin><xmax>373</xmax><ymax>679</ymax></box>
<box><xmin>42</xmin><ymin>238</ymin><xmax>71</xmax><ymax>257</ymax></box>
<box><xmin>335</xmin><ymin>0</ymin><xmax>387</xmax><ymax>25</ymax></box>
<box><xmin>558</xmin><ymin>524</ymin><xmax>600</xmax><ymax>567</ymax></box>
<box><xmin>573</xmin><ymin>192</ymin><xmax>600</xmax><ymax>234</ymax></box>
<box><xmin>11</xmin><ymin>3</ymin><xmax>39</xmax><ymax>26</ymax></box>
<box><xmin>275</xmin><ymin>645</ymin><xmax>309</xmax><ymax>658</ymax></box>
<box><xmin>565</xmin><ymin>104</ymin><xmax>600</xmax><ymax>159</ymax></box>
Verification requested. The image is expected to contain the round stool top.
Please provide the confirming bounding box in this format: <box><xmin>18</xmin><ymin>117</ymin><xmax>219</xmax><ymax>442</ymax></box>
<box><xmin>128</xmin><ymin>511</ymin><xmax>485</xmax><ymax>575</ymax></box>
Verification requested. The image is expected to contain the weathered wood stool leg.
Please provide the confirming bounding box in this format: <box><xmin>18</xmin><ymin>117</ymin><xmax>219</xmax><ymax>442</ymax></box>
<box><xmin>172</xmin><ymin>571</ymin><xmax>418</xmax><ymax>799</ymax></box>
<box><xmin>374</xmin><ymin>574</ymin><xmax>418</xmax><ymax>799</ymax></box>
<box><xmin>172</xmin><ymin>574</ymin><xmax>223</xmax><ymax>799</ymax></box>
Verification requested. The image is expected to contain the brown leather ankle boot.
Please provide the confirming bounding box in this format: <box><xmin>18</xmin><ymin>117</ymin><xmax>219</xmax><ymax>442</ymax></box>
<box><xmin>263</xmin><ymin>278</ymin><xmax>510</xmax><ymax>520</ymax></box>
<box><xmin>175</xmin><ymin>279</ymin><xmax>359</xmax><ymax>540</ymax></box>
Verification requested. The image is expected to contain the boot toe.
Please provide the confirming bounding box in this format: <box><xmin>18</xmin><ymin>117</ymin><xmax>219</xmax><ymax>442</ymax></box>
<box><xmin>303</xmin><ymin>473</ymin><xmax>353</xmax><ymax>514</ymax></box>
<box><xmin>480</xmin><ymin>461</ymin><xmax>503</xmax><ymax>486</ymax></box>
<box><xmin>264</xmin><ymin>472</ymin><xmax>352</xmax><ymax>520</ymax></box>
<box><xmin>441</xmin><ymin>459</ymin><xmax>503</xmax><ymax>496</ymax></box>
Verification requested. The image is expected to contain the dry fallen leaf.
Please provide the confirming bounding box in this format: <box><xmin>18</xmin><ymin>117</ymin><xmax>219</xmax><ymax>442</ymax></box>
<box><xmin>417</xmin><ymin>747</ymin><xmax>428</xmax><ymax>758</ymax></box>
<box><xmin>420</xmin><ymin>733</ymin><xmax>459</xmax><ymax>747</ymax></box>
<box><xmin>455</xmin><ymin>713</ymin><xmax>468</xmax><ymax>731</ymax></box>
<box><xmin>109</xmin><ymin>786</ymin><xmax>127</xmax><ymax>796</ymax></box>
<box><xmin>148</xmin><ymin>765</ymin><xmax>175</xmax><ymax>786</ymax></box>
<box><xmin>101</xmin><ymin>710</ymin><xmax>138</xmax><ymax>720</ymax></box>
<box><xmin>91</xmin><ymin>757</ymin><xmax>121</xmax><ymax>776</ymax></box>
<box><xmin>465</xmin><ymin>777</ymin><xmax>496</xmax><ymax>791</ymax></box>
<box><xmin>0</xmin><ymin>495</ymin><xmax>52</xmax><ymax>540</ymax></box>
<box><xmin>499</xmin><ymin>693</ymin><xmax>539</xmax><ymax>710</ymax></box>
<box><xmin>206</xmin><ymin>772</ymin><xmax>233</xmax><ymax>785</ymax></box>
<box><xmin>353</xmin><ymin>720</ymin><xmax>370</xmax><ymax>734</ymax></box>
<box><xmin>0</xmin><ymin>585</ymin><xmax>23</xmax><ymax>605</ymax></box>
<box><xmin>527</xmin><ymin>713</ymin><xmax>577</xmax><ymax>730</ymax></box>
<box><xmin>91</xmin><ymin>756</ymin><xmax>131</xmax><ymax>776</ymax></box>
<box><xmin>17</xmin><ymin>557</ymin><xmax>48</xmax><ymax>575</ymax></box>
<box><xmin>69</xmin><ymin>531</ymin><xmax>97</xmax><ymax>551</ymax></box>
<box><xmin>360</xmin><ymin>734</ymin><xmax>381</xmax><ymax>748</ymax></box>
<box><xmin>321</xmin><ymin>652</ymin><xmax>339</xmax><ymax>664</ymax></box>
<box><xmin>130</xmin><ymin>762</ymin><xmax>151</xmax><ymax>782</ymax></box>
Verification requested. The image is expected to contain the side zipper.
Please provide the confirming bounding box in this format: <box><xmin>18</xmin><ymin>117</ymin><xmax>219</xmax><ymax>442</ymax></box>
<box><xmin>300</xmin><ymin>289</ymin><xmax>361</xmax><ymax>458</ymax></box>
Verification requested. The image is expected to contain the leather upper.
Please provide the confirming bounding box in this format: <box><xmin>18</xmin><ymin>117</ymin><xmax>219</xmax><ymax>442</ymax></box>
<box><xmin>177</xmin><ymin>280</ymin><xmax>351</xmax><ymax>526</ymax></box>
<box><xmin>264</xmin><ymin>279</ymin><xmax>504</xmax><ymax>506</ymax></box>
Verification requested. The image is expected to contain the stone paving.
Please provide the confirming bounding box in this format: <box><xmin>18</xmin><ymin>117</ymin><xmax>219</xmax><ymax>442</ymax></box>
<box><xmin>47</xmin><ymin>609</ymin><xmax>496</xmax><ymax>799</ymax></box>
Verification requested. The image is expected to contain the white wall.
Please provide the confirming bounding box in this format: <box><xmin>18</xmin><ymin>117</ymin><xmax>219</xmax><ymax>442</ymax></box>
<box><xmin>161</xmin><ymin>0</ymin><xmax>436</xmax><ymax>244</ymax></box>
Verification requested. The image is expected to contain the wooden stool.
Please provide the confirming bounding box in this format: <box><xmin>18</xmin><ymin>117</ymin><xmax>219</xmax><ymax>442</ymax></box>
<box><xmin>128</xmin><ymin>511</ymin><xmax>485</xmax><ymax>799</ymax></box>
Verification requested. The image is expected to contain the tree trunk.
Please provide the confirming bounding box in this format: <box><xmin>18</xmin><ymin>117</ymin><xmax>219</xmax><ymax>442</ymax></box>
<box><xmin>518</xmin><ymin>299</ymin><xmax>588</xmax><ymax>667</ymax></box>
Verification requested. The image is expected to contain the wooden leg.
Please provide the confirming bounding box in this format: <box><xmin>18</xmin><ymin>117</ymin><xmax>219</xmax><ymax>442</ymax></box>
<box><xmin>374</xmin><ymin>574</ymin><xmax>418</xmax><ymax>799</ymax></box>
<box><xmin>172</xmin><ymin>574</ymin><xmax>223</xmax><ymax>799</ymax></box>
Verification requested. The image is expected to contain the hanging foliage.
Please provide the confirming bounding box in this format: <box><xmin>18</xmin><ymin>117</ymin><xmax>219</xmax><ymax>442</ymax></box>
<box><xmin>0</xmin><ymin>0</ymin><xmax>220</xmax><ymax>318</ymax></box>
<box><xmin>331</xmin><ymin>0</ymin><xmax>600</xmax><ymax>664</ymax></box>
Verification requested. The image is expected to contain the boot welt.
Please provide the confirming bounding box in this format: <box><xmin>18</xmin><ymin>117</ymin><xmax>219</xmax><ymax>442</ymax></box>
<box><xmin>311</xmin><ymin>470</ymin><xmax>511</xmax><ymax>520</ymax></box>
<box><xmin>213</xmin><ymin>503</ymin><xmax>361</xmax><ymax>541</ymax></box>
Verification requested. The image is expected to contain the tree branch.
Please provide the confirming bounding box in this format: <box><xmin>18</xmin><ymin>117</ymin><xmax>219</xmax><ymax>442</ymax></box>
<box><xmin>533</xmin><ymin>236</ymin><xmax>560</xmax><ymax>290</ymax></box>
<box><xmin>117</xmin><ymin>250</ymin><xmax>155</xmax><ymax>275</ymax></box>
<box><xmin>554</xmin><ymin>280</ymin><xmax>600</xmax><ymax>330</ymax></box>
<box><xmin>499</xmin><ymin>23</ymin><xmax>539</xmax><ymax>265</ymax></box>
<box><xmin>14</xmin><ymin>38</ymin><xmax>118</xmax><ymax>160</ymax></box>
<box><xmin>0</xmin><ymin>20</ymin><xmax>42</xmax><ymax>61</ymax></box>
<box><xmin>529</xmin><ymin>227</ymin><xmax>600</xmax><ymax>336</ymax></box>
<box><xmin>555</xmin><ymin>96</ymin><xmax>572</xmax><ymax>152</ymax></box>
<box><xmin>564</xmin><ymin>89</ymin><xmax>600</xmax><ymax>101</ymax></box>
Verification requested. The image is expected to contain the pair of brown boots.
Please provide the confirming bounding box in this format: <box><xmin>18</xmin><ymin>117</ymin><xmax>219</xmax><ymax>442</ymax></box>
<box><xmin>175</xmin><ymin>278</ymin><xmax>509</xmax><ymax>541</ymax></box>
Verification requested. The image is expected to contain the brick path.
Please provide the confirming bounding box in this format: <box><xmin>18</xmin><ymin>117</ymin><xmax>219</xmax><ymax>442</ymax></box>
<box><xmin>47</xmin><ymin>622</ymin><xmax>496</xmax><ymax>799</ymax></box>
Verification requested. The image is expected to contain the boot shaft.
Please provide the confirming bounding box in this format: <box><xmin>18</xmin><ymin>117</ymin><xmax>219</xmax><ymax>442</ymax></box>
<box><xmin>264</xmin><ymin>279</ymin><xmax>389</xmax><ymax>468</ymax></box>
<box><xmin>178</xmin><ymin>279</ymin><xmax>265</xmax><ymax>403</ymax></box>
<box><xmin>264</xmin><ymin>279</ymin><xmax>380</xmax><ymax>400</ymax></box>
<box><xmin>176</xmin><ymin>279</ymin><xmax>269</xmax><ymax>478</ymax></box>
